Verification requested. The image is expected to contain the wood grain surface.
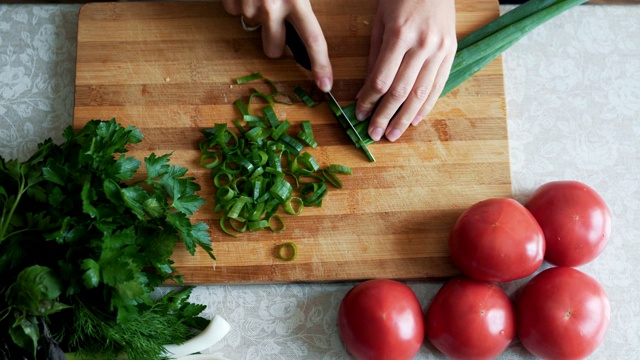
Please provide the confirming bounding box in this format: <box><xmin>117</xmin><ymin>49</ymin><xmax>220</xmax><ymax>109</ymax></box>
<box><xmin>73</xmin><ymin>0</ymin><xmax>511</xmax><ymax>284</ymax></box>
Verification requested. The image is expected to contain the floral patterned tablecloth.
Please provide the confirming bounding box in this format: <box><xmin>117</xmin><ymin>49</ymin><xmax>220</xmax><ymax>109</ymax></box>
<box><xmin>1</xmin><ymin>3</ymin><xmax>639</xmax><ymax>359</ymax></box>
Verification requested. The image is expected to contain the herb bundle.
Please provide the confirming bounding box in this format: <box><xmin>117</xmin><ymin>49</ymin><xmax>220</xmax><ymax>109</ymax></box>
<box><xmin>0</xmin><ymin>119</ymin><xmax>215</xmax><ymax>359</ymax></box>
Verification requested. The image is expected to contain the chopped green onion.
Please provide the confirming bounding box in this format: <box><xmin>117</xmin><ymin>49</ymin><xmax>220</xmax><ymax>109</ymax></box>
<box><xmin>263</xmin><ymin>105</ymin><xmax>281</xmax><ymax>128</ymax></box>
<box><xmin>278</xmin><ymin>133</ymin><xmax>304</xmax><ymax>155</ymax></box>
<box><xmin>201</xmin><ymin>73</ymin><xmax>352</xmax><ymax>237</ymax></box>
<box><xmin>272</xmin><ymin>120</ymin><xmax>290</xmax><ymax>140</ymax></box>
<box><xmin>216</xmin><ymin>186</ymin><xmax>235</xmax><ymax>201</ymax></box>
<box><xmin>276</xmin><ymin>242</ymin><xmax>297</xmax><ymax>261</ymax></box>
<box><xmin>234</xmin><ymin>99</ymin><xmax>249</xmax><ymax>116</ymax></box>
<box><xmin>327</xmin><ymin>164</ymin><xmax>352</xmax><ymax>175</ymax></box>
<box><xmin>233</xmin><ymin>119</ymin><xmax>247</xmax><ymax>135</ymax></box>
<box><xmin>269</xmin><ymin>215</ymin><xmax>286</xmax><ymax>233</ymax></box>
<box><xmin>243</xmin><ymin>114</ymin><xmax>263</xmax><ymax>123</ymax></box>
<box><xmin>294</xmin><ymin>86</ymin><xmax>315</xmax><ymax>107</ymax></box>
<box><xmin>297</xmin><ymin>152</ymin><xmax>320</xmax><ymax>173</ymax></box>
<box><xmin>220</xmin><ymin>215</ymin><xmax>239</xmax><ymax>237</ymax></box>
<box><xmin>249</xmin><ymin>91</ymin><xmax>275</xmax><ymax>107</ymax></box>
<box><xmin>300</xmin><ymin>120</ymin><xmax>313</xmax><ymax>133</ymax></box>
<box><xmin>235</xmin><ymin>72</ymin><xmax>263</xmax><ymax>84</ymax></box>
<box><xmin>300</xmin><ymin>183</ymin><xmax>327</xmax><ymax>207</ymax></box>
<box><xmin>229</xmin><ymin>216</ymin><xmax>248</xmax><ymax>233</ymax></box>
<box><xmin>248</xmin><ymin>219</ymin><xmax>270</xmax><ymax>231</ymax></box>
<box><xmin>322</xmin><ymin>168</ymin><xmax>343</xmax><ymax>189</ymax></box>
<box><xmin>297</xmin><ymin>132</ymin><xmax>318</xmax><ymax>148</ymax></box>
<box><xmin>327</xmin><ymin>95</ymin><xmax>375</xmax><ymax>162</ymax></box>
<box><xmin>213</xmin><ymin>172</ymin><xmax>233</xmax><ymax>187</ymax></box>
<box><xmin>200</xmin><ymin>152</ymin><xmax>222</xmax><ymax>169</ymax></box>
<box><xmin>244</xmin><ymin>126</ymin><xmax>263</xmax><ymax>142</ymax></box>
<box><xmin>283</xmin><ymin>197</ymin><xmax>304</xmax><ymax>215</ymax></box>
<box><xmin>297</xmin><ymin>120</ymin><xmax>318</xmax><ymax>148</ymax></box>
<box><xmin>269</xmin><ymin>177</ymin><xmax>293</xmax><ymax>203</ymax></box>
<box><xmin>228</xmin><ymin>196</ymin><xmax>250</xmax><ymax>219</ymax></box>
<box><xmin>298</xmin><ymin>174</ymin><xmax>324</xmax><ymax>185</ymax></box>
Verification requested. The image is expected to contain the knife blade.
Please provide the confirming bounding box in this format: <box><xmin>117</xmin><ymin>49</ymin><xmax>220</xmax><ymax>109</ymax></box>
<box><xmin>284</xmin><ymin>21</ymin><xmax>374</xmax><ymax>161</ymax></box>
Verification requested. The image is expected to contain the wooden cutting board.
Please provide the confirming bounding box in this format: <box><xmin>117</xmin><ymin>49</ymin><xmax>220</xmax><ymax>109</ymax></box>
<box><xmin>73</xmin><ymin>0</ymin><xmax>510</xmax><ymax>284</ymax></box>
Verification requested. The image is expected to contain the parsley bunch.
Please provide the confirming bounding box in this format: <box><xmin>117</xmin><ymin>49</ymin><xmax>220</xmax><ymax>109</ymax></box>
<box><xmin>0</xmin><ymin>119</ymin><xmax>215</xmax><ymax>359</ymax></box>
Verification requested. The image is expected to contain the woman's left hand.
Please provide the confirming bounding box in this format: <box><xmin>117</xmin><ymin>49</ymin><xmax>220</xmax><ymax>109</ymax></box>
<box><xmin>355</xmin><ymin>0</ymin><xmax>457</xmax><ymax>142</ymax></box>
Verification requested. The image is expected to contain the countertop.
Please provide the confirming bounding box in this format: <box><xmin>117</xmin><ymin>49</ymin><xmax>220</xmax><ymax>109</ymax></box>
<box><xmin>1</xmin><ymin>3</ymin><xmax>639</xmax><ymax>359</ymax></box>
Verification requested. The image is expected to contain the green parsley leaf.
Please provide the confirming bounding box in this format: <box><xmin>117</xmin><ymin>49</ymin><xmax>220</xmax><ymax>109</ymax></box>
<box><xmin>113</xmin><ymin>154</ymin><xmax>141</xmax><ymax>181</ymax></box>
<box><xmin>42</xmin><ymin>163</ymin><xmax>68</xmax><ymax>186</ymax></box>
<box><xmin>81</xmin><ymin>259</ymin><xmax>100</xmax><ymax>289</ymax></box>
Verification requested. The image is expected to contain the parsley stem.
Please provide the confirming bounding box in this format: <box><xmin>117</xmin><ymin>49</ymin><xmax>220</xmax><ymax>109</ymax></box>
<box><xmin>1</xmin><ymin>228</ymin><xmax>32</xmax><ymax>241</ymax></box>
<box><xmin>0</xmin><ymin>175</ymin><xmax>26</xmax><ymax>244</ymax></box>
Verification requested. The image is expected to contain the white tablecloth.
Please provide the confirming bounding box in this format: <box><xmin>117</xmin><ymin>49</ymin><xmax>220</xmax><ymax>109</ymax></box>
<box><xmin>1</xmin><ymin>3</ymin><xmax>638</xmax><ymax>359</ymax></box>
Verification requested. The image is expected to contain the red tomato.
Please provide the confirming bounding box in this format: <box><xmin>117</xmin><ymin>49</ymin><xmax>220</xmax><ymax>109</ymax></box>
<box><xmin>517</xmin><ymin>267</ymin><xmax>610</xmax><ymax>360</ymax></box>
<box><xmin>449</xmin><ymin>198</ymin><xmax>545</xmax><ymax>282</ymax></box>
<box><xmin>425</xmin><ymin>276</ymin><xmax>515</xmax><ymax>360</ymax></box>
<box><xmin>338</xmin><ymin>279</ymin><xmax>424</xmax><ymax>360</ymax></box>
<box><xmin>525</xmin><ymin>180</ymin><xmax>612</xmax><ymax>267</ymax></box>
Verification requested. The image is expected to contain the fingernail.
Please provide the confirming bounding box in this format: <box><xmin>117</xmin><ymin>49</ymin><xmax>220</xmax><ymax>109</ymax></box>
<box><xmin>386</xmin><ymin>129</ymin><xmax>401</xmax><ymax>142</ymax></box>
<box><xmin>319</xmin><ymin>77</ymin><xmax>332</xmax><ymax>93</ymax></box>
<box><xmin>370</xmin><ymin>127</ymin><xmax>384</xmax><ymax>141</ymax></box>
<box><xmin>356</xmin><ymin>110</ymin><xmax>369</xmax><ymax>121</ymax></box>
<box><xmin>412</xmin><ymin>115</ymin><xmax>424</xmax><ymax>126</ymax></box>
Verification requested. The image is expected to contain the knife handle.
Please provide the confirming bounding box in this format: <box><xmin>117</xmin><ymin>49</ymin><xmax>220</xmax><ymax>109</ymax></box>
<box><xmin>285</xmin><ymin>21</ymin><xmax>312</xmax><ymax>71</ymax></box>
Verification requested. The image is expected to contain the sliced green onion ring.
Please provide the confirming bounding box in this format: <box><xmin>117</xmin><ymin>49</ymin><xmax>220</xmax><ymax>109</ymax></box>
<box><xmin>228</xmin><ymin>217</ymin><xmax>248</xmax><ymax>236</ymax></box>
<box><xmin>201</xmin><ymin>152</ymin><xmax>222</xmax><ymax>169</ymax></box>
<box><xmin>276</xmin><ymin>241</ymin><xmax>297</xmax><ymax>261</ymax></box>
<box><xmin>248</xmin><ymin>219</ymin><xmax>269</xmax><ymax>231</ymax></box>
<box><xmin>322</xmin><ymin>168</ymin><xmax>343</xmax><ymax>189</ymax></box>
<box><xmin>269</xmin><ymin>215</ymin><xmax>286</xmax><ymax>233</ymax></box>
<box><xmin>283</xmin><ymin>197</ymin><xmax>304</xmax><ymax>215</ymax></box>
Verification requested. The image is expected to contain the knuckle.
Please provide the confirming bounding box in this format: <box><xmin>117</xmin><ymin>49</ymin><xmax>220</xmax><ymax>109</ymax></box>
<box><xmin>370</xmin><ymin>114</ymin><xmax>392</xmax><ymax>131</ymax></box>
<box><xmin>397</xmin><ymin>116</ymin><xmax>413</xmax><ymax>129</ymax></box>
<box><xmin>441</xmin><ymin>36</ymin><xmax>458</xmax><ymax>53</ymax></box>
<box><xmin>389</xmin><ymin>84</ymin><xmax>411</xmax><ymax>100</ymax></box>
<box><xmin>261</xmin><ymin>1</ymin><xmax>277</xmax><ymax>15</ymax></box>
<box><xmin>422</xmin><ymin>98</ymin><xmax>438</xmax><ymax>115</ymax></box>
<box><xmin>412</xmin><ymin>85</ymin><xmax>430</xmax><ymax>101</ymax></box>
<box><xmin>417</xmin><ymin>33</ymin><xmax>438</xmax><ymax>49</ymax></box>
<box><xmin>370</xmin><ymin>77</ymin><xmax>391</xmax><ymax>95</ymax></box>
<box><xmin>434</xmin><ymin>80</ymin><xmax>445</xmax><ymax>93</ymax></box>
<box><xmin>305</xmin><ymin>32</ymin><xmax>324</xmax><ymax>48</ymax></box>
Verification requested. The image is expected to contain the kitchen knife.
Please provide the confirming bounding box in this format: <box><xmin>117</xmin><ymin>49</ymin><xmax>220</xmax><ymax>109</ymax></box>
<box><xmin>284</xmin><ymin>21</ymin><xmax>375</xmax><ymax>161</ymax></box>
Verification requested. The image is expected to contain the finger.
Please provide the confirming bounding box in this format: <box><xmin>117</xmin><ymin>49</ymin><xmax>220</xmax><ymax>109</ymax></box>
<box><xmin>366</xmin><ymin>48</ymin><xmax>428</xmax><ymax>141</ymax></box>
<box><xmin>355</xmin><ymin>33</ymin><xmax>408</xmax><ymax>123</ymax></box>
<box><xmin>261</xmin><ymin>14</ymin><xmax>287</xmax><ymax>59</ymax></box>
<box><xmin>288</xmin><ymin>8</ymin><xmax>333</xmax><ymax>92</ymax></box>
<box><xmin>382</xmin><ymin>52</ymin><xmax>446</xmax><ymax>142</ymax></box>
<box><xmin>222</xmin><ymin>0</ymin><xmax>242</xmax><ymax>15</ymax></box>
<box><xmin>240</xmin><ymin>0</ymin><xmax>261</xmax><ymax>20</ymax></box>
<box><xmin>412</xmin><ymin>50</ymin><xmax>456</xmax><ymax>127</ymax></box>
<box><xmin>359</xmin><ymin>10</ymin><xmax>385</xmax><ymax>97</ymax></box>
